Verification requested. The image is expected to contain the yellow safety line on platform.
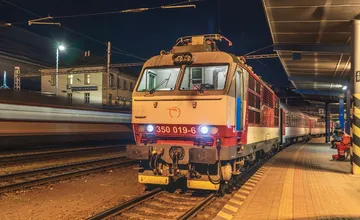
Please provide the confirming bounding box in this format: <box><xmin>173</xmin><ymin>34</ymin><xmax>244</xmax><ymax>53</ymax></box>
<box><xmin>213</xmin><ymin>150</ymin><xmax>281</xmax><ymax>220</ymax></box>
<box><xmin>277</xmin><ymin>144</ymin><xmax>304</xmax><ymax>219</ymax></box>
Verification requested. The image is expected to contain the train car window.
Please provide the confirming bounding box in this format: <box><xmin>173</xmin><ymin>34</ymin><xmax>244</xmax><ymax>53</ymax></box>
<box><xmin>255</xmin><ymin>112</ymin><xmax>260</xmax><ymax>124</ymax></box>
<box><xmin>137</xmin><ymin>67</ymin><xmax>180</xmax><ymax>92</ymax></box>
<box><xmin>262</xmin><ymin>87</ymin><xmax>274</xmax><ymax>108</ymax></box>
<box><xmin>285</xmin><ymin>112</ymin><xmax>289</xmax><ymax>126</ymax></box>
<box><xmin>180</xmin><ymin>65</ymin><xmax>228</xmax><ymax>90</ymax></box>
<box><xmin>255</xmin><ymin>96</ymin><xmax>260</xmax><ymax>109</ymax></box>
<box><xmin>248</xmin><ymin>93</ymin><xmax>255</xmax><ymax>107</ymax></box>
<box><xmin>248</xmin><ymin>74</ymin><xmax>261</xmax><ymax>125</ymax></box>
<box><xmin>249</xmin><ymin>110</ymin><xmax>255</xmax><ymax>124</ymax></box>
<box><xmin>274</xmin><ymin>98</ymin><xmax>279</xmax><ymax>126</ymax></box>
<box><xmin>255</xmin><ymin>81</ymin><xmax>261</xmax><ymax>94</ymax></box>
<box><xmin>249</xmin><ymin>76</ymin><xmax>255</xmax><ymax>91</ymax></box>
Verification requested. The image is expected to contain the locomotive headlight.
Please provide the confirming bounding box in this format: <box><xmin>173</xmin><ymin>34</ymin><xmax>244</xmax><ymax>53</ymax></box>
<box><xmin>200</xmin><ymin>126</ymin><xmax>209</xmax><ymax>135</ymax></box>
<box><xmin>138</xmin><ymin>125</ymin><xmax>145</xmax><ymax>133</ymax></box>
<box><xmin>210</xmin><ymin>126</ymin><xmax>219</xmax><ymax>135</ymax></box>
<box><xmin>146</xmin><ymin>124</ymin><xmax>154</xmax><ymax>132</ymax></box>
<box><xmin>172</xmin><ymin>52</ymin><xmax>193</xmax><ymax>65</ymax></box>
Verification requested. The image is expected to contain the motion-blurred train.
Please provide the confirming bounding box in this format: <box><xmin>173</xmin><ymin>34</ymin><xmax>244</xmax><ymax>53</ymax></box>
<box><xmin>126</xmin><ymin>34</ymin><xmax>326</xmax><ymax>191</ymax></box>
<box><xmin>0</xmin><ymin>92</ymin><xmax>132</xmax><ymax>150</ymax></box>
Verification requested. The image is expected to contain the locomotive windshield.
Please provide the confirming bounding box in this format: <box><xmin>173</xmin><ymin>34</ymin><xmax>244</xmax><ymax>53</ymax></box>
<box><xmin>137</xmin><ymin>67</ymin><xmax>180</xmax><ymax>92</ymax></box>
<box><xmin>180</xmin><ymin>65</ymin><xmax>228</xmax><ymax>90</ymax></box>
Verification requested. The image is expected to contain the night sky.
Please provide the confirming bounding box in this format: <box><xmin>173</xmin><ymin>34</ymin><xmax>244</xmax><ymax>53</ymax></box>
<box><xmin>0</xmin><ymin>0</ymin><xmax>289</xmax><ymax>90</ymax></box>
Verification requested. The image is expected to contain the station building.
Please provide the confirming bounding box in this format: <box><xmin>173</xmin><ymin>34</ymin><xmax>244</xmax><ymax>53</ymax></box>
<box><xmin>41</xmin><ymin>66</ymin><xmax>137</xmax><ymax>108</ymax></box>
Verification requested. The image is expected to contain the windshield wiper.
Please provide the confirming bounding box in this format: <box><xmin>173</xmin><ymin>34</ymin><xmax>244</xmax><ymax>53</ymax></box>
<box><xmin>149</xmin><ymin>73</ymin><xmax>172</xmax><ymax>94</ymax></box>
<box><xmin>190</xmin><ymin>79</ymin><xmax>204</xmax><ymax>93</ymax></box>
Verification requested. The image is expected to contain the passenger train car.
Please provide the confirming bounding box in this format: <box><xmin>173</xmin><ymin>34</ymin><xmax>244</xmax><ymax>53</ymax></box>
<box><xmin>126</xmin><ymin>34</ymin><xmax>325</xmax><ymax>191</ymax></box>
<box><xmin>280</xmin><ymin>104</ymin><xmax>326</xmax><ymax>145</ymax></box>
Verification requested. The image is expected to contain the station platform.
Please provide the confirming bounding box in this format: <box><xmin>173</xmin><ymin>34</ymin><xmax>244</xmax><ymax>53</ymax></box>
<box><xmin>215</xmin><ymin>138</ymin><xmax>360</xmax><ymax>220</ymax></box>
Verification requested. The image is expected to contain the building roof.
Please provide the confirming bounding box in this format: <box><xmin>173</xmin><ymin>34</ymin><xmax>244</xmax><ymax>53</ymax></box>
<box><xmin>262</xmin><ymin>0</ymin><xmax>359</xmax><ymax>103</ymax></box>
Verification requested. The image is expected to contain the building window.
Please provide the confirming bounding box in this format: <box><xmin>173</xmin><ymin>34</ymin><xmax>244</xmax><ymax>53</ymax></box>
<box><xmin>84</xmin><ymin>74</ymin><xmax>90</xmax><ymax>85</ymax></box>
<box><xmin>129</xmin><ymin>82</ymin><xmax>133</xmax><ymax>91</ymax></box>
<box><xmin>67</xmin><ymin>93</ymin><xmax>72</xmax><ymax>105</ymax></box>
<box><xmin>108</xmin><ymin>94</ymin><xmax>112</xmax><ymax>105</ymax></box>
<box><xmin>68</xmin><ymin>74</ymin><xmax>73</xmax><ymax>85</ymax></box>
<box><xmin>84</xmin><ymin>93</ymin><xmax>90</xmax><ymax>104</ymax></box>
<box><xmin>109</xmin><ymin>74</ymin><xmax>114</xmax><ymax>88</ymax></box>
<box><xmin>51</xmin><ymin>75</ymin><xmax>56</xmax><ymax>86</ymax></box>
<box><xmin>123</xmin><ymin>80</ymin><xmax>127</xmax><ymax>90</ymax></box>
<box><xmin>117</xmin><ymin>78</ymin><xmax>121</xmax><ymax>89</ymax></box>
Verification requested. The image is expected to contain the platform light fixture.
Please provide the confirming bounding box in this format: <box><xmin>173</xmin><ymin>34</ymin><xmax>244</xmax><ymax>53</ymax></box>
<box><xmin>56</xmin><ymin>43</ymin><xmax>66</xmax><ymax>96</ymax></box>
<box><xmin>58</xmin><ymin>45</ymin><xmax>65</xmax><ymax>51</ymax></box>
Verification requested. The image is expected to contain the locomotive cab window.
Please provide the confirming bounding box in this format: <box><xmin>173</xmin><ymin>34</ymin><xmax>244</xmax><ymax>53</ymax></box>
<box><xmin>137</xmin><ymin>67</ymin><xmax>180</xmax><ymax>92</ymax></box>
<box><xmin>180</xmin><ymin>65</ymin><xmax>228</xmax><ymax>90</ymax></box>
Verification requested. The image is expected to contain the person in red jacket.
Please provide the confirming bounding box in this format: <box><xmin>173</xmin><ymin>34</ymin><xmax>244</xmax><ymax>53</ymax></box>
<box><xmin>332</xmin><ymin>131</ymin><xmax>351</xmax><ymax>161</ymax></box>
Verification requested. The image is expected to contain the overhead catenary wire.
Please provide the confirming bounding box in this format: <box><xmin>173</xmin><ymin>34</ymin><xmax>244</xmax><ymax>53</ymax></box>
<box><xmin>2</xmin><ymin>0</ymin><xmax>148</xmax><ymax>61</ymax></box>
<box><xmin>51</xmin><ymin>0</ymin><xmax>200</xmax><ymax>19</ymax></box>
<box><xmin>244</xmin><ymin>44</ymin><xmax>274</xmax><ymax>56</ymax></box>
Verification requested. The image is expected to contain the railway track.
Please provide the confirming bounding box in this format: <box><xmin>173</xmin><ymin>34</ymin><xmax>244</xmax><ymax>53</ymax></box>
<box><xmin>0</xmin><ymin>145</ymin><xmax>125</xmax><ymax>165</ymax></box>
<box><xmin>0</xmin><ymin>156</ymin><xmax>135</xmax><ymax>194</ymax></box>
<box><xmin>88</xmin><ymin>147</ymin><xmax>279</xmax><ymax>220</ymax></box>
<box><xmin>88</xmin><ymin>187</ymin><xmax>215</xmax><ymax>220</ymax></box>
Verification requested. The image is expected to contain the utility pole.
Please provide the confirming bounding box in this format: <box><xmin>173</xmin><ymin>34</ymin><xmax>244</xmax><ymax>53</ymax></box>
<box><xmin>56</xmin><ymin>47</ymin><xmax>59</xmax><ymax>96</ymax></box>
<box><xmin>14</xmin><ymin>66</ymin><xmax>21</xmax><ymax>91</ymax></box>
<box><xmin>106</xmin><ymin>42</ymin><xmax>111</xmax><ymax>105</ymax></box>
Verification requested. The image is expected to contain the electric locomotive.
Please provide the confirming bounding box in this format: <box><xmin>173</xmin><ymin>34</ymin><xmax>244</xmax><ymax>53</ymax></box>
<box><xmin>126</xmin><ymin>34</ymin><xmax>281</xmax><ymax>191</ymax></box>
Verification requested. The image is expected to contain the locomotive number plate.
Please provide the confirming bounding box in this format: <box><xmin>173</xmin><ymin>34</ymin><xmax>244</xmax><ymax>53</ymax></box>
<box><xmin>156</xmin><ymin>125</ymin><xmax>197</xmax><ymax>135</ymax></box>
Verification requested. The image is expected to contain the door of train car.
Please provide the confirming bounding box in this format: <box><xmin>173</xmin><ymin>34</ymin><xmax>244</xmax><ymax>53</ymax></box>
<box><xmin>235</xmin><ymin>68</ymin><xmax>244</xmax><ymax>131</ymax></box>
<box><xmin>280</xmin><ymin>108</ymin><xmax>285</xmax><ymax>145</ymax></box>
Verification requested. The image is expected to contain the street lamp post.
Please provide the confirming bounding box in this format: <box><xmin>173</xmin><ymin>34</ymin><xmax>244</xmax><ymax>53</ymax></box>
<box><xmin>56</xmin><ymin>44</ymin><xmax>65</xmax><ymax>96</ymax></box>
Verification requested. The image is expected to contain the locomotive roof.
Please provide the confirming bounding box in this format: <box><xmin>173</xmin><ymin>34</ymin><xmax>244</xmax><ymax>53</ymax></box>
<box><xmin>142</xmin><ymin>51</ymin><xmax>236</xmax><ymax>67</ymax></box>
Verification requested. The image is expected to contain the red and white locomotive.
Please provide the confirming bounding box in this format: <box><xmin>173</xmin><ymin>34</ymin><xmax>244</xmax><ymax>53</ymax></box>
<box><xmin>126</xmin><ymin>34</ymin><xmax>325</xmax><ymax>191</ymax></box>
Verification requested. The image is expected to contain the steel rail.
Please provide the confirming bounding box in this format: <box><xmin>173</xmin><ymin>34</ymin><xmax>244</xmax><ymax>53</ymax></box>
<box><xmin>0</xmin><ymin>156</ymin><xmax>126</xmax><ymax>181</ymax></box>
<box><xmin>0</xmin><ymin>144</ymin><xmax>124</xmax><ymax>157</ymax></box>
<box><xmin>0</xmin><ymin>159</ymin><xmax>135</xmax><ymax>193</ymax></box>
<box><xmin>177</xmin><ymin>193</ymin><xmax>216</xmax><ymax>220</ymax></box>
<box><xmin>87</xmin><ymin>187</ymin><xmax>163</xmax><ymax>220</ymax></box>
<box><xmin>0</xmin><ymin>146</ymin><xmax>124</xmax><ymax>164</ymax></box>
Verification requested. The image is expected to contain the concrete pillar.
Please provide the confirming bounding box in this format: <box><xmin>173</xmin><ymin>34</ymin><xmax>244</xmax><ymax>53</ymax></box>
<box><xmin>351</xmin><ymin>18</ymin><xmax>360</xmax><ymax>174</ymax></box>
<box><xmin>326</xmin><ymin>103</ymin><xmax>330</xmax><ymax>143</ymax></box>
<box><xmin>339</xmin><ymin>95</ymin><xmax>345</xmax><ymax>130</ymax></box>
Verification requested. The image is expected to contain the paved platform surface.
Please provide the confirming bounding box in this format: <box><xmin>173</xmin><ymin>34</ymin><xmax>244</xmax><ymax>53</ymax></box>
<box><xmin>215</xmin><ymin>138</ymin><xmax>360</xmax><ymax>220</ymax></box>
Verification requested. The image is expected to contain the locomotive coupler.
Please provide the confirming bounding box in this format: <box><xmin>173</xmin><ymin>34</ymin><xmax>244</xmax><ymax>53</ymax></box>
<box><xmin>189</xmin><ymin>164</ymin><xmax>202</xmax><ymax>179</ymax></box>
<box><xmin>169</xmin><ymin>146</ymin><xmax>185</xmax><ymax>177</ymax></box>
<box><xmin>149</xmin><ymin>147</ymin><xmax>164</xmax><ymax>175</ymax></box>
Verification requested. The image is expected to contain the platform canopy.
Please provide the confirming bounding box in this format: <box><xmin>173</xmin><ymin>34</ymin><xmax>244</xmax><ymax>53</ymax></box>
<box><xmin>262</xmin><ymin>0</ymin><xmax>360</xmax><ymax>102</ymax></box>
